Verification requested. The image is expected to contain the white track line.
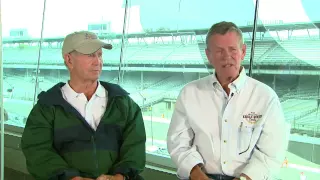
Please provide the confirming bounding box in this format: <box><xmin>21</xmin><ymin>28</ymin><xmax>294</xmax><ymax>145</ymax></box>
<box><xmin>287</xmin><ymin>163</ymin><xmax>320</xmax><ymax>174</ymax></box>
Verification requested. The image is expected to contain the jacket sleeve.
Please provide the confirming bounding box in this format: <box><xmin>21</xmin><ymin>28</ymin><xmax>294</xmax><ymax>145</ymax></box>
<box><xmin>21</xmin><ymin>103</ymin><xmax>80</xmax><ymax>180</ymax></box>
<box><xmin>111</xmin><ymin>97</ymin><xmax>146</xmax><ymax>180</ymax></box>
<box><xmin>241</xmin><ymin>97</ymin><xmax>290</xmax><ymax>180</ymax></box>
<box><xmin>166</xmin><ymin>89</ymin><xmax>204</xmax><ymax>179</ymax></box>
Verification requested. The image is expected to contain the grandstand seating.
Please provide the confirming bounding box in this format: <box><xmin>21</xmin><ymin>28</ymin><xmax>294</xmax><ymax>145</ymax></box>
<box><xmin>294</xmin><ymin>110</ymin><xmax>320</xmax><ymax>130</ymax></box>
<box><xmin>263</xmin><ymin>45</ymin><xmax>306</xmax><ymax>65</ymax></box>
<box><xmin>281</xmin><ymin>99</ymin><xmax>317</xmax><ymax>122</ymax></box>
<box><xmin>127</xmin><ymin>78</ymin><xmax>184</xmax><ymax>107</ymax></box>
<box><xmin>281</xmin><ymin>75</ymin><xmax>319</xmax><ymax>99</ymax></box>
<box><xmin>127</xmin><ymin>45</ymin><xmax>173</xmax><ymax>64</ymax></box>
<box><xmin>3</xmin><ymin>38</ymin><xmax>320</xmax><ymax>134</ymax></box>
<box><xmin>278</xmin><ymin>39</ymin><xmax>320</xmax><ymax>66</ymax></box>
<box><xmin>3</xmin><ymin>48</ymin><xmax>61</xmax><ymax>64</ymax></box>
<box><xmin>244</xmin><ymin>41</ymin><xmax>278</xmax><ymax>63</ymax></box>
<box><xmin>163</xmin><ymin>44</ymin><xmax>203</xmax><ymax>64</ymax></box>
<box><xmin>3</xmin><ymin>69</ymin><xmax>320</xmax><ymax>133</ymax></box>
<box><xmin>4</xmin><ymin>76</ymin><xmax>35</xmax><ymax>100</ymax></box>
<box><xmin>261</xmin><ymin>39</ymin><xmax>320</xmax><ymax>66</ymax></box>
<box><xmin>4</xmin><ymin>39</ymin><xmax>319</xmax><ymax>66</ymax></box>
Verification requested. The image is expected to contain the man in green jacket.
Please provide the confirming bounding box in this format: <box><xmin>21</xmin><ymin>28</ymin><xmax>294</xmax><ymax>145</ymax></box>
<box><xmin>21</xmin><ymin>31</ymin><xmax>146</xmax><ymax>180</ymax></box>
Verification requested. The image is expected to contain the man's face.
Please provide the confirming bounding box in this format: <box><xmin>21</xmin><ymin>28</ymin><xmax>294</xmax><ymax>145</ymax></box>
<box><xmin>65</xmin><ymin>48</ymin><xmax>103</xmax><ymax>82</ymax></box>
<box><xmin>205</xmin><ymin>31</ymin><xmax>246</xmax><ymax>82</ymax></box>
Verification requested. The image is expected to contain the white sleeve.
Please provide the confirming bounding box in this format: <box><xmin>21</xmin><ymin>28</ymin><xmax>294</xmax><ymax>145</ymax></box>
<box><xmin>166</xmin><ymin>89</ymin><xmax>204</xmax><ymax>179</ymax></box>
<box><xmin>242</xmin><ymin>97</ymin><xmax>290</xmax><ymax>180</ymax></box>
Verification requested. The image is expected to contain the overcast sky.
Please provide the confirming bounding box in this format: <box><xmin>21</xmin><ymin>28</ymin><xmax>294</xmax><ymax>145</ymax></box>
<box><xmin>1</xmin><ymin>0</ymin><xmax>318</xmax><ymax>38</ymax></box>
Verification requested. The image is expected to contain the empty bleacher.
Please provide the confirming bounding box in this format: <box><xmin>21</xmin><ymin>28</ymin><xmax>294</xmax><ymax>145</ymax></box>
<box><xmin>244</xmin><ymin>40</ymin><xmax>278</xmax><ymax>64</ymax></box>
<box><xmin>163</xmin><ymin>44</ymin><xmax>203</xmax><ymax>64</ymax></box>
<box><xmin>294</xmin><ymin>110</ymin><xmax>320</xmax><ymax>128</ymax></box>
<box><xmin>263</xmin><ymin>42</ymin><xmax>313</xmax><ymax>66</ymax></box>
<box><xmin>281</xmin><ymin>99</ymin><xmax>317</xmax><ymax>122</ymax></box>
<box><xmin>282</xmin><ymin>75</ymin><xmax>319</xmax><ymax>99</ymax></box>
<box><xmin>3</xmin><ymin>38</ymin><xmax>320</xmax><ymax>67</ymax></box>
<box><xmin>127</xmin><ymin>45</ymin><xmax>174</xmax><ymax>64</ymax></box>
<box><xmin>3</xmin><ymin>38</ymin><xmax>320</xmax><ymax>135</ymax></box>
<box><xmin>279</xmin><ymin>39</ymin><xmax>320</xmax><ymax>66</ymax></box>
<box><xmin>3</xmin><ymin>48</ymin><xmax>62</xmax><ymax>65</ymax></box>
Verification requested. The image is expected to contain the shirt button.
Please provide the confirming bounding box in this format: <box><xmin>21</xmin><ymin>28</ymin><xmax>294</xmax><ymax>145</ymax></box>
<box><xmin>224</xmin><ymin>140</ymin><xmax>227</xmax><ymax>143</ymax></box>
<box><xmin>225</xmin><ymin>119</ymin><xmax>227</xmax><ymax>122</ymax></box>
<box><xmin>223</xmin><ymin>161</ymin><xmax>227</xmax><ymax>164</ymax></box>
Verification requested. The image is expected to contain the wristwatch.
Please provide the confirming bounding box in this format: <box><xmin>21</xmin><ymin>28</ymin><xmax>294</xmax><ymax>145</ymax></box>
<box><xmin>240</xmin><ymin>176</ymin><xmax>247</xmax><ymax>180</ymax></box>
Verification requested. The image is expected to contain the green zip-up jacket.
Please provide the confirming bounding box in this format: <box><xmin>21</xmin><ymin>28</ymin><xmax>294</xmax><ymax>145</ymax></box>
<box><xmin>21</xmin><ymin>81</ymin><xmax>146</xmax><ymax>180</ymax></box>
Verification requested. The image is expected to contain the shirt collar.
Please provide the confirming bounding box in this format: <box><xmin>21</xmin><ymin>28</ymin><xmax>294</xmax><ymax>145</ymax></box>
<box><xmin>95</xmin><ymin>81</ymin><xmax>107</xmax><ymax>97</ymax></box>
<box><xmin>62</xmin><ymin>81</ymin><xmax>107</xmax><ymax>98</ymax></box>
<box><xmin>212</xmin><ymin>66</ymin><xmax>247</xmax><ymax>93</ymax></box>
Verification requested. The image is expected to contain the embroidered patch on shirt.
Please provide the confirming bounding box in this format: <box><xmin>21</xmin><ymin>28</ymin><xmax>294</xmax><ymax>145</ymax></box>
<box><xmin>243</xmin><ymin>112</ymin><xmax>262</xmax><ymax>124</ymax></box>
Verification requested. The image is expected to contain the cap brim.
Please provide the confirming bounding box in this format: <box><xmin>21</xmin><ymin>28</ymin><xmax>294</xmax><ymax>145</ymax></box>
<box><xmin>74</xmin><ymin>39</ymin><xmax>112</xmax><ymax>54</ymax></box>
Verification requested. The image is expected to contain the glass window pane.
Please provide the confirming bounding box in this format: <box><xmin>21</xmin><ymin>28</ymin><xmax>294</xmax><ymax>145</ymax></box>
<box><xmin>254</xmin><ymin>0</ymin><xmax>320</xmax><ymax>179</ymax></box>
<box><xmin>122</xmin><ymin>0</ymin><xmax>256</xmax><ymax>157</ymax></box>
<box><xmin>2</xmin><ymin>0</ymin><xmax>45</xmax><ymax>128</ymax></box>
<box><xmin>1</xmin><ymin>0</ymin><xmax>46</xmax><ymax>179</ymax></box>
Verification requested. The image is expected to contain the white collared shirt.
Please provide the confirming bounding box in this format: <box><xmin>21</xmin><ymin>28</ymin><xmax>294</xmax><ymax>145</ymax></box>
<box><xmin>61</xmin><ymin>81</ymin><xmax>108</xmax><ymax>131</ymax></box>
<box><xmin>167</xmin><ymin>68</ymin><xmax>289</xmax><ymax>180</ymax></box>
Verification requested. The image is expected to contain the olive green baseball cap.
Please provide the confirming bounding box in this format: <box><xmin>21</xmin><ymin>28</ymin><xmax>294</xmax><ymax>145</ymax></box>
<box><xmin>62</xmin><ymin>31</ymin><xmax>112</xmax><ymax>55</ymax></box>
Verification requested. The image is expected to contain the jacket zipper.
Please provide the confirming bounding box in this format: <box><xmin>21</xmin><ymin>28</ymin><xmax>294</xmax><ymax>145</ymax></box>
<box><xmin>91</xmin><ymin>135</ymin><xmax>99</xmax><ymax>177</ymax></box>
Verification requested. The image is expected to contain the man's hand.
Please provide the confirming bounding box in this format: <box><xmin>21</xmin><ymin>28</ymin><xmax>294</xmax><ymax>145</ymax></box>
<box><xmin>96</xmin><ymin>175</ymin><xmax>113</xmax><ymax>180</ymax></box>
<box><xmin>190</xmin><ymin>164</ymin><xmax>211</xmax><ymax>180</ymax></box>
<box><xmin>96</xmin><ymin>174</ymin><xmax>124</xmax><ymax>180</ymax></box>
<box><xmin>234</xmin><ymin>173</ymin><xmax>251</xmax><ymax>180</ymax></box>
<box><xmin>70</xmin><ymin>177</ymin><xmax>94</xmax><ymax>180</ymax></box>
<box><xmin>113</xmin><ymin>174</ymin><xmax>125</xmax><ymax>180</ymax></box>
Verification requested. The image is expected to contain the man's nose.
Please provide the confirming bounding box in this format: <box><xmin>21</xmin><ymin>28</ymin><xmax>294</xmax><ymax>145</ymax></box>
<box><xmin>92</xmin><ymin>55</ymin><xmax>101</xmax><ymax>65</ymax></box>
<box><xmin>222</xmin><ymin>51</ymin><xmax>232</xmax><ymax>61</ymax></box>
<box><xmin>222</xmin><ymin>50</ymin><xmax>232</xmax><ymax>58</ymax></box>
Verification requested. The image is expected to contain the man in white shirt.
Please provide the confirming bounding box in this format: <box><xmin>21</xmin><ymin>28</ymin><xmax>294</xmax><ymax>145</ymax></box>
<box><xmin>167</xmin><ymin>21</ymin><xmax>289</xmax><ymax>180</ymax></box>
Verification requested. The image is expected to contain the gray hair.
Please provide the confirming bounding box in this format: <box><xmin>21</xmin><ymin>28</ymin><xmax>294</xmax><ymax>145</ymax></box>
<box><xmin>206</xmin><ymin>21</ymin><xmax>244</xmax><ymax>48</ymax></box>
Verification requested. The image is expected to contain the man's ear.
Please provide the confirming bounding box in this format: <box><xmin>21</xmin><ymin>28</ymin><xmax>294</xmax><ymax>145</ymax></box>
<box><xmin>241</xmin><ymin>44</ymin><xmax>247</xmax><ymax>61</ymax></box>
<box><xmin>63</xmin><ymin>54</ymin><xmax>72</xmax><ymax>69</ymax></box>
<box><xmin>205</xmin><ymin>48</ymin><xmax>212</xmax><ymax>64</ymax></box>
